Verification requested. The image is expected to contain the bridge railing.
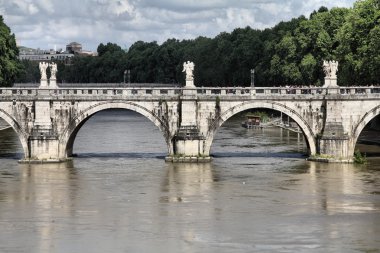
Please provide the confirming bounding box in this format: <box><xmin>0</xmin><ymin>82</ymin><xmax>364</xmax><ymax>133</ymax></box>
<box><xmin>49</xmin><ymin>87</ymin><xmax>183</xmax><ymax>97</ymax></box>
<box><xmin>0</xmin><ymin>86</ymin><xmax>379</xmax><ymax>99</ymax></box>
<box><xmin>193</xmin><ymin>86</ymin><xmax>380</xmax><ymax>96</ymax></box>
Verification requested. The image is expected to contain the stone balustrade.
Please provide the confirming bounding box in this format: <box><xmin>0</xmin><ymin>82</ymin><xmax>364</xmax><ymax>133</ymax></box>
<box><xmin>0</xmin><ymin>86</ymin><xmax>379</xmax><ymax>99</ymax></box>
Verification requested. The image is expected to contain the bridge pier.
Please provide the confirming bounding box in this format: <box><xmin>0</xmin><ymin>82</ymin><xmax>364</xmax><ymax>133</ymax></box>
<box><xmin>20</xmin><ymin>92</ymin><xmax>66</xmax><ymax>163</ymax></box>
<box><xmin>168</xmin><ymin>126</ymin><xmax>210</xmax><ymax>162</ymax></box>
<box><xmin>26</xmin><ymin>130</ymin><xmax>63</xmax><ymax>163</ymax></box>
<box><xmin>318</xmin><ymin>136</ymin><xmax>353</xmax><ymax>163</ymax></box>
<box><xmin>313</xmin><ymin>99</ymin><xmax>354</xmax><ymax>162</ymax></box>
<box><xmin>166</xmin><ymin>78</ymin><xmax>211</xmax><ymax>163</ymax></box>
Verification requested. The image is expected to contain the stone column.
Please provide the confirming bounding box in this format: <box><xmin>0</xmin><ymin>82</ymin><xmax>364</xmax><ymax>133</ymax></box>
<box><xmin>167</xmin><ymin>61</ymin><xmax>211</xmax><ymax>162</ymax></box>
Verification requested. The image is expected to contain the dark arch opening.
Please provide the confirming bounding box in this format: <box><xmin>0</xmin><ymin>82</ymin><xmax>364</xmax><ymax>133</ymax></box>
<box><xmin>210</xmin><ymin>108</ymin><xmax>309</xmax><ymax>159</ymax></box>
<box><xmin>355</xmin><ymin>114</ymin><xmax>380</xmax><ymax>158</ymax></box>
<box><xmin>0</xmin><ymin>118</ymin><xmax>24</xmax><ymax>159</ymax></box>
<box><xmin>66</xmin><ymin>109</ymin><xmax>167</xmax><ymax>159</ymax></box>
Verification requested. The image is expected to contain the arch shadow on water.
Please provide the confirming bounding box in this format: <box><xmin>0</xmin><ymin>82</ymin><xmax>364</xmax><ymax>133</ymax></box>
<box><xmin>209</xmin><ymin>106</ymin><xmax>309</xmax><ymax>161</ymax></box>
<box><xmin>0</xmin><ymin>113</ymin><xmax>28</xmax><ymax>159</ymax></box>
<box><xmin>0</xmin><ymin>153</ymin><xmax>24</xmax><ymax>160</ymax></box>
<box><xmin>354</xmin><ymin>113</ymin><xmax>380</xmax><ymax>158</ymax></box>
<box><xmin>66</xmin><ymin>109</ymin><xmax>168</xmax><ymax>159</ymax></box>
<box><xmin>73</xmin><ymin>152</ymin><xmax>167</xmax><ymax>159</ymax></box>
<box><xmin>206</xmin><ymin>102</ymin><xmax>316</xmax><ymax>157</ymax></box>
<box><xmin>0</xmin><ymin>125</ymin><xmax>24</xmax><ymax>160</ymax></box>
<box><xmin>211</xmin><ymin>152</ymin><xmax>307</xmax><ymax>159</ymax></box>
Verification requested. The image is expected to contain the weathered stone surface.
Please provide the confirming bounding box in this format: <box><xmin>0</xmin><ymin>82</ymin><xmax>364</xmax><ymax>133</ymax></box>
<box><xmin>0</xmin><ymin>86</ymin><xmax>378</xmax><ymax>163</ymax></box>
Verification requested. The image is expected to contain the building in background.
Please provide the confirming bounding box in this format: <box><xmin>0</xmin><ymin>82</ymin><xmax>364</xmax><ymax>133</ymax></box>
<box><xmin>66</xmin><ymin>42</ymin><xmax>82</xmax><ymax>54</ymax></box>
<box><xmin>66</xmin><ymin>42</ymin><xmax>97</xmax><ymax>56</ymax></box>
<box><xmin>18</xmin><ymin>42</ymin><xmax>97</xmax><ymax>64</ymax></box>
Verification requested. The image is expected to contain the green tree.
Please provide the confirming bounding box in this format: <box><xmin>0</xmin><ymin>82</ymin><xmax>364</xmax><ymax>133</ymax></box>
<box><xmin>336</xmin><ymin>0</ymin><xmax>380</xmax><ymax>85</ymax></box>
<box><xmin>0</xmin><ymin>16</ymin><xmax>20</xmax><ymax>86</ymax></box>
<box><xmin>300</xmin><ymin>54</ymin><xmax>317</xmax><ymax>85</ymax></box>
<box><xmin>15</xmin><ymin>60</ymin><xmax>40</xmax><ymax>83</ymax></box>
<box><xmin>126</xmin><ymin>41</ymin><xmax>160</xmax><ymax>82</ymax></box>
<box><xmin>97</xmin><ymin>42</ymin><xmax>123</xmax><ymax>57</ymax></box>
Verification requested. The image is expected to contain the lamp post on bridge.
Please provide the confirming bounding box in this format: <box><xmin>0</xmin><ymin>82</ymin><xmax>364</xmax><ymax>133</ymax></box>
<box><xmin>250</xmin><ymin>69</ymin><xmax>255</xmax><ymax>87</ymax></box>
<box><xmin>124</xmin><ymin>69</ymin><xmax>131</xmax><ymax>84</ymax></box>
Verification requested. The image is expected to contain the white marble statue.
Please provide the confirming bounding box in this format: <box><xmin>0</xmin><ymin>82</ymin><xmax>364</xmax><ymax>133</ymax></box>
<box><xmin>183</xmin><ymin>61</ymin><xmax>195</xmax><ymax>80</ymax></box>
<box><xmin>323</xmin><ymin>60</ymin><xmax>338</xmax><ymax>78</ymax></box>
<box><xmin>39</xmin><ymin>62</ymin><xmax>49</xmax><ymax>80</ymax></box>
<box><xmin>50</xmin><ymin>62</ymin><xmax>58</xmax><ymax>79</ymax></box>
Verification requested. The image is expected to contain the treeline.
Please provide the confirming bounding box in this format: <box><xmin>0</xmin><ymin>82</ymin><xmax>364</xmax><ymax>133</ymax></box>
<box><xmin>14</xmin><ymin>0</ymin><xmax>380</xmax><ymax>86</ymax></box>
<box><xmin>0</xmin><ymin>16</ymin><xmax>19</xmax><ymax>86</ymax></box>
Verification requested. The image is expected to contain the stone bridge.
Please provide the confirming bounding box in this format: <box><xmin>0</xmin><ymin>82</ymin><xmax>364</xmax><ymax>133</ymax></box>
<box><xmin>1</xmin><ymin>84</ymin><xmax>379</xmax><ymax>163</ymax></box>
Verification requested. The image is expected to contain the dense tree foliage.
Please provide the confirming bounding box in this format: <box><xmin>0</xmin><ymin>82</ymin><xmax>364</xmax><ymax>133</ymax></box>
<box><xmin>15</xmin><ymin>0</ymin><xmax>380</xmax><ymax>86</ymax></box>
<box><xmin>336</xmin><ymin>0</ymin><xmax>380</xmax><ymax>85</ymax></box>
<box><xmin>0</xmin><ymin>16</ymin><xmax>20</xmax><ymax>86</ymax></box>
<box><xmin>15</xmin><ymin>60</ymin><xmax>40</xmax><ymax>83</ymax></box>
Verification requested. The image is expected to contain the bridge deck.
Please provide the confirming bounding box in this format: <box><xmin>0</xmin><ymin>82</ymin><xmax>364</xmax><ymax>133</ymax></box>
<box><xmin>1</xmin><ymin>86</ymin><xmax>379</xmax><ymax>100</ymax></box>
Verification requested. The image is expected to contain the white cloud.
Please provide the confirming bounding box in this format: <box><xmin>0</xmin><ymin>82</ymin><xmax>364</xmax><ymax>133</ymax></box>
<box><xmin>260</xmin><ymin>2</ymin><xmax>290</xmax><ymax>16</ymax></box>
<box><xmin>216</xmin><ymin>8</ymin><xmax>256</xmax><ymax>31</ymax></box>
<box><xmin>35</xmin><ymin>0</ymin><xmax>54</xmax><ymax>14</ymax></box>
<box><xmin>4</xmin><ymin>0</ymin><xmax>40</xmax><ymax>15</ymax></box>
<box><xmin>1</xmin><ymin>0</ymin><xmax>356</xmax><ymax>51</ymax></box>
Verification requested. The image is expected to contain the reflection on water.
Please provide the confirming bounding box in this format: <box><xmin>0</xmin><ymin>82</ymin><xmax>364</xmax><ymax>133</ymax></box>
<box><xmin>0</xmin><ymin>110</ymin><xmax>379</xmax><ymax>253</ymax></box>
<box><xmin>161</xmin><ymin>163</ymin><xmax>215</xmax><ymax>203</ymax></box>
<box><xmin>212</xmin><ymin>117</ymin><xmax>308</xmax><ymax>158</ymax></box>
<box><xmin>21</xmin><ymin>162</ymin><xmax>75</xmax><ymax>253</ymax></box>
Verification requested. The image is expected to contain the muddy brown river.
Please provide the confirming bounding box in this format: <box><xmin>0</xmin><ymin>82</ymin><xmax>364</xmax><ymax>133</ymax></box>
<box><xmin>0</xmin><ymin>110</ymin><xmax>379</xmax><ymax>253</ymax></box>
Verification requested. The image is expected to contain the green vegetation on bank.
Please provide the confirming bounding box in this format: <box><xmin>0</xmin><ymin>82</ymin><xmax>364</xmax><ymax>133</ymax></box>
<box><xmin>354</xmin><ymin>150</ymin><xmax>367</xmax><ymax>164</ymax></box>
<box><xmin>2</xmin><ymin>0</ymin><xmax>379</xmax><ymax>86</ymax></box>
<box><xmin>0</xmin><ymin>16</ymin><xmax>20</xmax><ymax>86</ymax></box>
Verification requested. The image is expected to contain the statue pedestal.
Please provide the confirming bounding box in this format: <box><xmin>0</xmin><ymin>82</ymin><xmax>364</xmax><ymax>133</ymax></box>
<box><xmin>49</xmin><ymin>78</ymin><xmax>57</xmax><ymax>88</ymax></box>
<box><xmin>186</xmin><ymin>78</ymin><xmax>195</xmax><ymax>88</ymax></box>
<box><xmin>39</xmin><ymin>79</ymin><xmax>48</xmax><ymax>88</ymax></box>
<box><xmin>183</xmin><ymin>78</ymin><xmax>196</xmax><ymax>96</ymax></box>
<box><xmin>324</xmin><ymin>77</ymin><xmax>339</xmax><ymax>94</ymax></box>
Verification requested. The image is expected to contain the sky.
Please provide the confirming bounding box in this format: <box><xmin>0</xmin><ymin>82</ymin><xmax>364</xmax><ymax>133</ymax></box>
<box><xmin>1</xmin><ymin>0</ymin><xmax>356</xmax><ymax>52</ymax></box>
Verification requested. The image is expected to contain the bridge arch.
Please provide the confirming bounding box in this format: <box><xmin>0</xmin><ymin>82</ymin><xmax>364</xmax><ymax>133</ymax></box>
<box><xmin>204</xmin><ymin>101</ymin><xmax>317</xmax><ymax>156</ymax></box>
<box><xmin>352</xmin><ymin>105</ymin><xmax>380</xmax><ymax>153</ymax></box>
<box><xmin>0</xmin><ymin>109</ymin><xmax>29</xmax><ymax>159</ymax></box>
<box><xmin>58</xmin><ymin>101</ymin><xmax>172</xmax><ymax>158</ymax></box>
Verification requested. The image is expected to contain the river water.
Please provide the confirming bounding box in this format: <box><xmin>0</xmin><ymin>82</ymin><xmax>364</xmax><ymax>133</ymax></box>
<box><xmin>0</xmin><ymin>110</ymin><xmax>379</xmax><ymax>253</ymax></box>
